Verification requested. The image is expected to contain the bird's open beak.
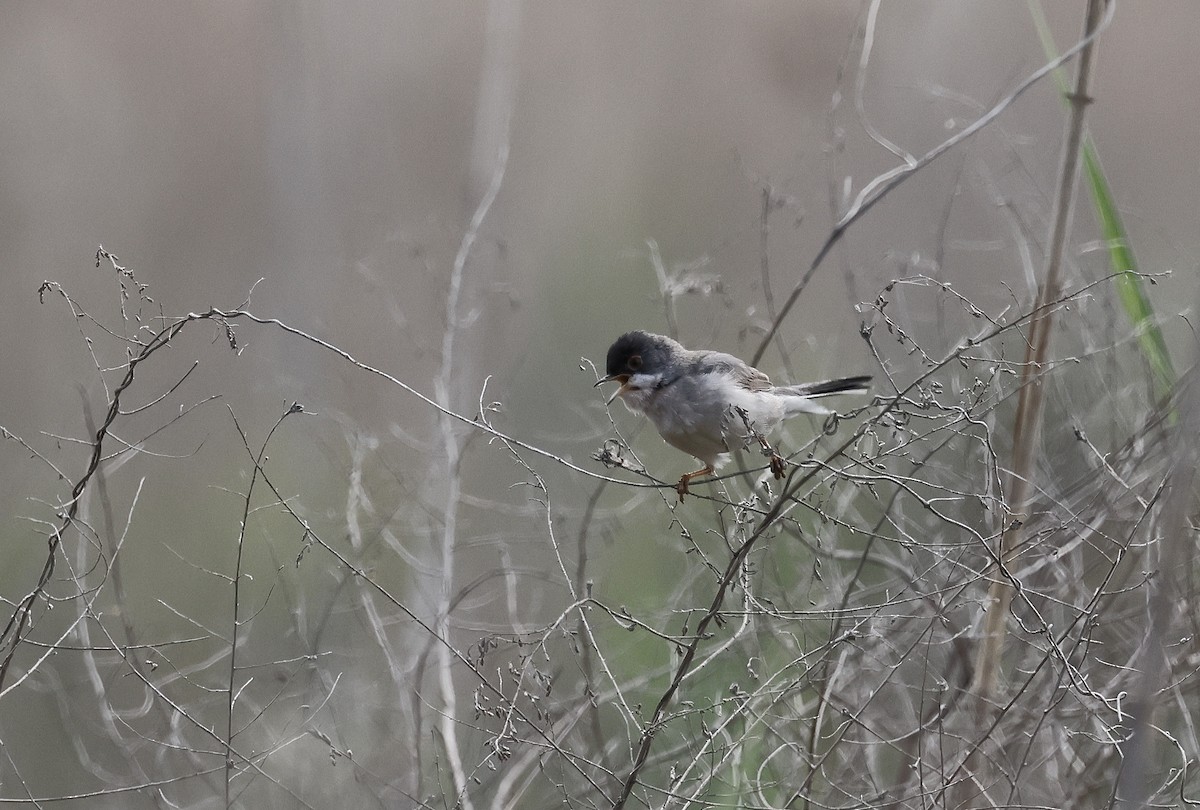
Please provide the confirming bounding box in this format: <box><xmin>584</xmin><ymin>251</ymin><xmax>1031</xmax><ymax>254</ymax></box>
<box><xmin>595</xmin><ymin>374</ymin><xmax>631</xmax><ymax>405</ymax></box>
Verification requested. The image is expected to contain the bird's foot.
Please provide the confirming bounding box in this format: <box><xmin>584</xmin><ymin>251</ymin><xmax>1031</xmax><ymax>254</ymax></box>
<box><xmin>675</xmin><ymin>465</ymin><xmax>715</xmax><ymax>501</ymax></box>
<box><xmin>756</xmin><ymin>436</ymin><xmax>787</xmax><ymax>479</ymax></box>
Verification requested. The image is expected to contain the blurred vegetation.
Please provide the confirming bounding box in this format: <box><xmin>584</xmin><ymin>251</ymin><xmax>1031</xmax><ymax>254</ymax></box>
<box><xmin>1</xmin><ymin>3</ymin><xmax>1197</xmax><ymax>809</ymax></box>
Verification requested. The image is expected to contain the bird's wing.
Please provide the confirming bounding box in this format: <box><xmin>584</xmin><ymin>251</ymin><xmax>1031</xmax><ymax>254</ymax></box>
<box><xmin>692</xmin><ymin>351</ymin><xmax>774</xmax><ymax>392</ymax></box>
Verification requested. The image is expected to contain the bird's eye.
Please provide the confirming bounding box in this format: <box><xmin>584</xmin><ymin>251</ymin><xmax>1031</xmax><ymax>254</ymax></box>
<box><xmin>628</xmin><ymin>354</ymin><xmax>643</xmax><ymax>370</ymax></box>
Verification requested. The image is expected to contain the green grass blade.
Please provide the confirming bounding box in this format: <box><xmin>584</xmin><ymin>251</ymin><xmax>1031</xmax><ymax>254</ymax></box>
<box><xmin>1028</xmin><ymin>1</ymin><xmax>1177</xmax><ymax>402</ymax></box>
<box><xmin>1083</xmin><ymin>144</ymin><xmax>1177</xmax><ymax>400</ymax></box>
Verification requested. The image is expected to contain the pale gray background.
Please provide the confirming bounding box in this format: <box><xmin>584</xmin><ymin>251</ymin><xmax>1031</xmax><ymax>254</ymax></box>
<box><xmin>1</xmin><ymin>3</ymin><xmax>1197</xmax><ymax>805</ymax></box>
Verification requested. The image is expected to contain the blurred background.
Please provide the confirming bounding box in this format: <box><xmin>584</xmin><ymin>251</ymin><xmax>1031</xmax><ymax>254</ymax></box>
<box><xmin>1</xmin><ymin>2</ymin><xmax>1198</xmax><ymax>807</ymax></box>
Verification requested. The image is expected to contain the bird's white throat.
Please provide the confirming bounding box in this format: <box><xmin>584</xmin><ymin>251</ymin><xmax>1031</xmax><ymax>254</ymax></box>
<box><xmin>615</xmin><ymin>372</ymin><xmax>665</xmax><ymax>412</ymax></box>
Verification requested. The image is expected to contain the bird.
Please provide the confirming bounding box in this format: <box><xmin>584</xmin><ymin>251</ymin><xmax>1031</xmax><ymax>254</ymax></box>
<box><xmin>596</xmin><ymin>330</ymin><xmax>870</xmax><ymax>498</ymax></box>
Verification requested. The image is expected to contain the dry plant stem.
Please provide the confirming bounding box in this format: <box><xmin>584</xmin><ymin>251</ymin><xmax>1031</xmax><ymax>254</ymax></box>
<box><xmin>572</xmin><ymin>481</ymin><xmax>617</xmax><ymax>770</ymax></box>
<box><xmin>77</xmin><ymin>392</ymin><xmax>145</xmax><ymax>673</ymax></box>
<box><xmin>22</xmin><ymin>282</ymin><xmax>619</xmax><ymax>801</ymax></box>
<box><xmin>751</xmin><ymin>0</ymin><xmax>1115</xmax><ymax>367</ymax></box>
<box><xmin>434</xmin><ymin>8</ymin><xmax>516</xmax><ymax>794</ymax></box>
<box><xmin>611</xmin><ymin>429</ymin><xmax>871</xmax><ymax>809</ymax></box>
<box><xmin>71</xmin><ymin>479</ymin><xmax>169</xmax><ymax>802</ymax></box>
<box><xmin>604</xmin><ymin>265</ymin><xmax>1131</xmax><ymax>806</ymax></box>
<box><xmin>1114</xmin><ymin>376</ymin><xmax>1199</xmax><ymax>806</ymax></box>
<box><xmin>0</xmin><ymin>315</ymin><xmax>306</xmax><ymax>802</ymax></box>
<box><xmin>609</xmin><ymin>505</ymin><xmax>780</xmax><ymax>809</ymax></box>
<box><xmin>928</xmin><ymin>484</ymin><xmax>1156</xmax><ymax>808</ymax></box>
<box><xmin>14</xmin><ymin>264</ymin><xmax>1125</xmax><ymax>688</ymax></box>
<box><xmin>0</xmin><ymin>310</ymin><xmax>191</xmax><ymax>690</ymax></box>
<box><xmin>238</xmin><ymin>411</ymin><xmax>614</xmax><ymax>799</ymax></box>
<box><xmin>20</xmin><ymin>256</ymin><xmax>1160</xmax><ymax>804</ymax></box>
<box><xmin>970</xmin><ymin>0</ymin><xmax>1104</xmax><ymax>703</ymax></box>
<box><xmin>224</xmin><ymin>405</ymin><xmax>300</xmax><ymax>808</ymax></box>
<box><xmin>758</xmin><ymin>186</ymin><xmax>797</xmax><ymax>381</ymax></box>
<box><xmin>433</xmin><ymin>142</ymin><xmax>509</xmax><ymax>809</ymax></box>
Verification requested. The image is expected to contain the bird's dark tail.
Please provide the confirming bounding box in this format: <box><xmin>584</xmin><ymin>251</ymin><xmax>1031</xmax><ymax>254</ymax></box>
<box><xmin>779</xmin><ymin>375</ymin><xmax>872</xmax><ymax>399</ymax></box>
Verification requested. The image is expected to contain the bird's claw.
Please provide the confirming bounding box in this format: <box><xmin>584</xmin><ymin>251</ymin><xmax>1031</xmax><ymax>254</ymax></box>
<box><xmin>674</xmin><ymin>465</ymin><xmax>713</xmax><ymax>501</ymax></box>
<box><xmin>675</xmin><ymin>478</ymin><xmax>690</xmax><ymax>500</ymax></box>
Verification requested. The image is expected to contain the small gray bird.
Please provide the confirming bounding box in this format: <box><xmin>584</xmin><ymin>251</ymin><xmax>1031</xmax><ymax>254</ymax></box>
<box><xmin>596</xmin><ymin>331</ymin><xmax>870</xmax><ymax>498</ymax></box>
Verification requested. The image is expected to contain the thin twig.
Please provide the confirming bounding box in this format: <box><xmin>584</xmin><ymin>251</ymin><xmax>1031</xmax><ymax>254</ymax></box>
<box><xmin>970</xmin><ymin>0</ymin><xmax>1107</xmax><ymax>704</ymax></box>
<box><xmin>751</xmin><ymin>0</ymin><xmax>1115</xmax><ymax>366</ymax></box>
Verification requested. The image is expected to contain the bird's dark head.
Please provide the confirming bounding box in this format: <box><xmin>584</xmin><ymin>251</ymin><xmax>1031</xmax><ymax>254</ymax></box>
<box><xmin>594</xmin><ymin>331</ymin><xmax>686</xmax><ymax>408</ymax></box>
<box><xmin>600</xmin><ymin>331</ymin><xmax>682</xmax><ymax>384</ymax></box>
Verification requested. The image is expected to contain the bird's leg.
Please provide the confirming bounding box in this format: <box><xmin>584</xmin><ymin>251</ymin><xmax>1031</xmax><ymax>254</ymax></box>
<box><xmin>755</xmin><ymin>435</ymin><xmax>787</xmax><ymax>479</ymax></box>
<box><xmin>675</xmin><ymin>465</ymin><xmax>714</xmax><ymax>499</ymax></box>
<box><xmin>733</xmin><ymin>405</ymin><xmax>788</xmax><ymax>480</ymax></box>
<box><xmin>746</xmin><ymin>426</ymin><xmax>787</xmax><ymax>479</ymax></box>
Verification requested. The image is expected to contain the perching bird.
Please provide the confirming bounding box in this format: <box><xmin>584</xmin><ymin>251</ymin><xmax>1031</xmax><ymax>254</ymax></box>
<box><xmin>596</xmin><ymin>330</ymin><xmax>870</xmax><ymax>497</ymax></box>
